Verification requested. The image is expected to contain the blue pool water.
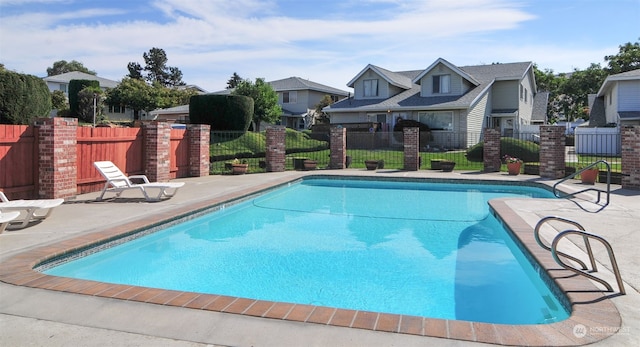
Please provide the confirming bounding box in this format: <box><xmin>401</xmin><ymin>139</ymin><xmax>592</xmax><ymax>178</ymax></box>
<box><xmin>45</xmin><ymin>178</ymin><xmax>569</xmax><ymax>324</ymax></box>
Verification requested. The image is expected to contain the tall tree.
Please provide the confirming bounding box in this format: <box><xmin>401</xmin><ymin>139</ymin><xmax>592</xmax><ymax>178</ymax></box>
<box><xmin>314</xmin><ymin>94</ymin><xmax>334</xmax><ymax>125</ymax></box>
<box><xmin>604</xmin><ymin>39</ymin><xmax>640</xmax><ymax>74</ymax></box>
<box><xmin>127</xmin><ymin>47</ymin><xmax>185</xmax><ymax>87</ymax></box>
<box><xmin>226</xmin><ymin>72</ymin><xmax>243</xmax><ymax>89</ymax></box>
<box><xmin>106</xmin><ymin>78</ymin><xmax>194</xmax><ymax>120</ymax></box>
<box><xmin>560</xmin><ymin>63</ymin><xmax>607</xmax><ymax>121</ymax></box>
<box><xmin>232</xmin><ymin>78</ymin><xmax>281</xmax><ymax>131</ymax></box>
<box><xmin>47</xmin><ymin>60</ymin><xmax>96</xmax><ymax>76</ymax></box>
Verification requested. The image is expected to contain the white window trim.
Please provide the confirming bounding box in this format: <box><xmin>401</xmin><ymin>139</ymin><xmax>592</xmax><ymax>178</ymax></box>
<box><xmin>283</xmin><ymin>91</ymin><xmax>297</xmax><ymax>104</ymax></box>
<box><xmin>433</xmin><ymin>75</ymin><xmax>450</xmax><ymax>94</ymax></box>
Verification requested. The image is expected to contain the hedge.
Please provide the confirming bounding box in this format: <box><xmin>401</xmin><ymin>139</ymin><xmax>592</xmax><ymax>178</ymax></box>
<box><xmin>189</xmin><ymin>94</ymin><xmax>253</xmax><ymax>131</ymax></box>
<box><xmin>68</xmin><ymin>79</ymin><xmax>99</xmax><ymax>118</ymax></box>
<box><xmin>0</xmin><ymin>70</ymin><xmax>51</xmax><ymax>124</ymax></box>
<box><xmin>466</xmin><ymin>137</ymin><xmax>540</xmax><ymax>162</ymax></box>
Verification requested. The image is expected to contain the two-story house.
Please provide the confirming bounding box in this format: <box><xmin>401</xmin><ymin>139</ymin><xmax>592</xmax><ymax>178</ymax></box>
<box><xmin>325</xmin><ymin>58</ymin><xmax>545</xmax><ymax>148</ymax></box>
<box><xmin>267</xmin><ymin>77</ymin><xmax>349</xmax><ymax>130</ymax></box>
<box><xmin>588</xmin><ymin>69</ymin><xmax>640</xmax><ymax>126</ymax></box>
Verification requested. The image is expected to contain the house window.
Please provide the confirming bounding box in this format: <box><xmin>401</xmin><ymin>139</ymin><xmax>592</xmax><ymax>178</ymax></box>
<box><xmin>609</xmin><ymin>92</ymin><xmax>612</xmax><ymax>105</ymax></box>
<box><xmin>520</xmin><ymin>85</ymin><xmax>524</xmax><ymax>100</ymax></box>
<box><xmin>418</xmin><ymin>111</ymin><xmax>454</xmax><ymax>131</ymax></box>
<box><xmin>331</xmin><ymin>95</ymin><xmax>341</xmax><ymax>103</ymax></box>
<box><xmin>363</xmin><ymin>79</ymin><xmax>378</xmax><ymax>97</ymax></box>
<box><xmin>59</xmin><ymin>84</ymin><xmax>68</xmax><ymax>94</ymax></box>
<box><xmin>109</xmin><ymin>104</ymin><xmax>125</xmax><ymax>113</ymax></box>
<box><xmin>283</xmin><ymin>91</ymin><xmax>297</xmax><ymax>104</ymax></box>
<box><xmin>524</xmin><ymin>88</ymin><xmax>528</xmax><ymax>103</ymax></box>
<box><xmin>432</xmin><ymin>75</ymin><xmax>450</xmax><ymax>94</ymax></box>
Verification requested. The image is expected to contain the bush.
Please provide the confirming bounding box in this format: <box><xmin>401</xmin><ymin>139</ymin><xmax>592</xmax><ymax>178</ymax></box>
<box><xmin>189</xmin><ymin>94</ymin><xmax>253</xmax><ymax>131</ymax></box>
<box><xmin>68</xmin><ymin>79</ymin><xmax>99</xmax><ymax>117</ymax></box>
<box><xmin>466</xmin><ymin>137</ymin><xmax>539</xmax><ymax>162</ymax></box>
<box><xmin>0</xmin><ymin>70</ymin><xmax>51</xmax><ymax>124</ymax></box>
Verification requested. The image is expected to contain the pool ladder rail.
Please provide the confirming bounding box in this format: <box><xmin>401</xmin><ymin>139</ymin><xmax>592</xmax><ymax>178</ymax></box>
<box><xmin>553</xmin><ymin>160</ymin><xmax>611</xmax><ymax>212</ymax></box>
<box><xmin>534</xmin><ymin>216</ymin><xmax>625</xmax><ymax>295</ymax></box>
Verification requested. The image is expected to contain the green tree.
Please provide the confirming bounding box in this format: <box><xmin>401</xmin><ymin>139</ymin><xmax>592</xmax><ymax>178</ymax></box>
<box><xmin>51</xmin><ymin>90</ymin><xmax>67</xmax><ymax>110</ymax></box>
<box><xmin>0</xmin><ymin>70</ymin><xmax>51</xmax><ymax>124</ymax></box>
<box><xmin>68</xmin><ymin>79</ymin><xmax>99</xmax><ymax>118</ymax></box>
<box><xmin>47</xmin><ymin>60</ymin><xmax>96</xmax><ymax>76</ymax></box>
<box><xmin>107</xmin><ymin>78</ymin><xmax>194</xmax><ymax>120</ymax></box>
<box><xmin>226</xmin><ymin>72</ymin><xmax>243</xmax><ymax>89</ymax></box>
<box><xmin>605</xmin><ymin>39</ymin><xmax>640</xmax><ymax>74</ymax></box>
<box><xmin>232</xmin><ymin>78</ymin><xmax>281</xmax><ymax>131</ymax></box>
<box><xmin>77</xmin><ymin>87</ymin><xmax>104</xmax><ymax>124</ymax></box>
<box><xmin>560</xmin><ymin>63</ymin><xmax>607</xmax><ymax>121</ymax></box>
<box><xmin>127</xmin><ymin>47</ymin><xmax>185</xmax><ymax>87</ymax></box>
<box><xmin>314</xmin><ymin>94</ymin><xmax>334</xmax><ymax>124</ymax></box>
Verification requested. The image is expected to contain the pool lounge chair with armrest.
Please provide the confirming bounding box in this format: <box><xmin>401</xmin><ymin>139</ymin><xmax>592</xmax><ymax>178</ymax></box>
<box><xmin>93</xmin><ymin>161</ymin><xmax>185</xmax><ymax>202</ymax></box>
<box><xmin>0</xmin><ymin>192</ymin><xmax>64</xmax><ymax>229</ymax></box>
<box><xmin>0</xmin><ymin>211</ymin><xmax>21</xmax><ymax>233</ymax></box>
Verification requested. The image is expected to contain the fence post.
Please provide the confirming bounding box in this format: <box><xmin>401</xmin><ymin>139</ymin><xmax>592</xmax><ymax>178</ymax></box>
<box><xmin>143</xmin><ymin>122</ymin><xmax>171</xmax><ymax>182</ymax></box>
<box><xmin>265</xmin><ymin>126</ymin><xmax>286</xmax><ymax>172</ymax></box>
<box><xmin>403</xmin><ymin>127</ymin><xmax>419</xmax><ymax>171</ymax></box>
<box><xmin>329</xmin><ymin>126</ymin><xmax>346</xmax><ymax>169</ymax></box>
<box><xmin>483</xmin><ymin>128</ymin><xmax>501</xmax><ymax>172</ymax></box>
<box><xmin>621</xmin><ymin>125</ymin><xmax>640</xmax><ymax>190</ymax></box>
<box><xmin>187</xmin><ymin>124</ymin><xmax>211</xmax><ymax>177</ymax></box>
<box><xmin>36</xmin><ymin>117</ymin><xmax>77</xmax><ymax>199</ymax></box>
<box><xmin>539</xmin><ymin>126</ymin><xmax>566</xmax><ymax>179</ymax></box>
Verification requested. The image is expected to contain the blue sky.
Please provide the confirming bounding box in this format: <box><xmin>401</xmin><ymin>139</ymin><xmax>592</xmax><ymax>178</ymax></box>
<box><xmin>1</xmin><ymin>0</ymin><xmax>638</xmax><ymax>93</ymax></box>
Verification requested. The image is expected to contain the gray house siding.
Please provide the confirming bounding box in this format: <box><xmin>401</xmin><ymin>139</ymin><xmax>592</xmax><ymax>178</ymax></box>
<box><xmin>491</xmin><ymin>80</ymin><xmax>518</xmax><ymax>110</ymax></box>
<box><xmin>354</xmin><ymin>71</ymin><xmax>389</xmax><ymax>99</ymax></box>
<box><xmin>619</xmin><ymin>80</ymin><xmax>640</xmax><ymax>111</ymax></box>
<box><xmin>419</xmin><ymin>63</ymin><xmax>465</xmax><ymax>96</ymax></box>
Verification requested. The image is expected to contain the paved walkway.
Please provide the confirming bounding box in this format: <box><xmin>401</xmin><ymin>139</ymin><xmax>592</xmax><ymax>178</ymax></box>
<box><xmin>1</xmin><ymin>170</ymin><xmax>638</xmax><ymax>346</ymax></box>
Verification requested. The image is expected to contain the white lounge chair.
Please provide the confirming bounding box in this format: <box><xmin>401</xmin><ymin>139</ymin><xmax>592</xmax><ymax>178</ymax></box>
<box><xmin>93</xmin><ymin>161</ymin><xmax>185</xmax><ymax>202</ymax></box>
<box><xmin>0</xmin><ymin>211</ymin><xmax>21</xmax><ymax>233</ymax></box>
<box><xmin>0</xmin><ymin>192</ymin><xmax>64</xmax><ymax>229</ymax></box>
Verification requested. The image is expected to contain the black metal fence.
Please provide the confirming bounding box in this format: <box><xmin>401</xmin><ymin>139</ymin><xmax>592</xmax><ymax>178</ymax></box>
<box><xmin>208</xmin><ymin>129</ymin><xmax>622</xmax><ymax>175</ymax></box>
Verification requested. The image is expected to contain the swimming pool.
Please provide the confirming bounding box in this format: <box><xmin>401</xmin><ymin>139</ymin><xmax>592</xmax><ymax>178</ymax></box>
<box><xmin>44</xmin><ymin>177</ymin><xmax>570</xmax><ymax>325</ymax></box>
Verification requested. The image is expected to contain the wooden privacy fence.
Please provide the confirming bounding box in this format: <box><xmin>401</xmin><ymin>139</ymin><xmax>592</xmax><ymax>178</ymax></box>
<box><xmin>0</xmin><ymin>118</ymin><xmax>210</xmax><ymax>200</ymax></box>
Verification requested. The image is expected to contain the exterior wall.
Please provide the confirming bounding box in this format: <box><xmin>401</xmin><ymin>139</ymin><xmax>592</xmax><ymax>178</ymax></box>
<box><xmin>518</xmin><ymin>73</ymin><xmax>535</xmax><ymax>124</ymax></box>
<box><xmin>492</xmin><ymin>80</ymin><xmax>518</xmax><ymax>110</ymax></box>
<box><xmin>329</xmin><ymin>127</ymin><xmax>347</xmax><ymax>169</ymax></box>
<box><xmin>468</xmin><ymin>91</ymin><xmax>491</xmax><ymax>134</ymax></box>
<box><xmin>265</xmin><ymin>127</ymin><xmax>286</xmax><ymax>172</ymax></box>
<box><xmin>483</xmin><ymin>128</ymin><xmax>501</xmax><ymax>172</ymax></box>
<box><xmin>280</xmin><ymin>89</ymin><xmax>309</xmax><ymax>114</ymax></box>
<box><xmin>539</xmin><ymin>126</ymin><xmax>565</xmax><ymax>179</ymax></box>
<box><xmin>618</xmin><ymin>80</ymin><xmax>640</xmax><ymax>111</ymax></box>
<box><xmin>605</xmin><ymin>83</ymin><xmax>619</xmax><ymax>124</ymax></box>
<box><xmin>419</xmin><ymin>63</ymin><xmax>464</xmax><ymax>96</ymax></box>
<box><xmin>621</xmin><ymin>125</ymin><xmax>640</xmax><ymax>190</ymax></box>
<box><xmin>403</xmin><ymin>127</ymin><xmax>419</xmax><ymax>171</ymax></box>
<box><xmin>37</xmin><ymin>117</ymin><xmax>78</xmax><ymax>199</ymax></box>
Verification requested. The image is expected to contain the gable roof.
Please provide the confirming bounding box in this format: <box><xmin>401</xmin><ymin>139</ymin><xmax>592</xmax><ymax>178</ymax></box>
<box><xmin>347</xmin><ymin>64</ymin><xmax>413</xmax><ymax>90</ymax></box>
<box><xmin>597</xmin><ymin>69</ymin><xmax>640</xmax><ymax>97</ymax></box>
<box><xmin>268</xmin><ymin>77</ymin><xmax>349</xmax><ymax>96</ymax></box>
<box><xmin>43</xmin><ymin>71</ymin><xmax>119</xmax><ymax>89</ymax></box>
<box><xmin>328</xmin><ymin>61</ymin><xmax>532</xmax><ymax>112</ymax></box>
<box><xmin>412</xmin><ymin>58</ymin><xmax>480</xmax><ymax>86</ymax></box>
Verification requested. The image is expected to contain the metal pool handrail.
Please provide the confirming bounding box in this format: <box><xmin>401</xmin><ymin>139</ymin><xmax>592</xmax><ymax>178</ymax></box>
<box><xmin>534</xmin><ymin>216</ymin><xmax>593</xmax><ymax>271</ymax></box>
<box><xmin>552</xmin><ymin>160</ymin><xmax>611</xmax><ymax>211</ymax></box>
<box><xmin>551</xmin><ymin>229</ymin><xmax>625</xmax><ymax>295</ymax></box>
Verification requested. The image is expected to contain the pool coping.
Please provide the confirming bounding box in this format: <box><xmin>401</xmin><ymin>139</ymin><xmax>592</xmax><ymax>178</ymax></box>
<box><xmin>0</xmin><ymin>174</ymin><xmax>622</xmax><ymax>346</ymax></box>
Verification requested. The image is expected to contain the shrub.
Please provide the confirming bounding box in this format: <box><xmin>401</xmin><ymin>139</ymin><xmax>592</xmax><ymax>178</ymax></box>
<box><xmin>189</xmin><ymin>94</ymin><xmax>253</xmax><ymax>131</ymax></box>
<box><xmin>68</xmin><ymin>79</ymin><xmax>99</xmax><ymax>117</ymax></box>
<box><xmin>466</xmin><ymin>137</ymin><xmax>539</xmax><ymax>162</ymax></box>
<box><xmin>0</xmin><ymin>70</ymin><xmax>51</xmax><ymax>124</ymax></box>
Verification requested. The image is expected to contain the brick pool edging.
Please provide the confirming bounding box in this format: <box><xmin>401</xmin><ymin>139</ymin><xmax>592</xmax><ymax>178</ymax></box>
<box><xmin>0</xmin><ymin>175</ymin><xmax>622</xmax><ymax>346</ymax></box>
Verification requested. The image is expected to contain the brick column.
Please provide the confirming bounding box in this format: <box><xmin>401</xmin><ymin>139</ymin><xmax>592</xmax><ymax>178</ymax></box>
<box><xmin>539</xmin><ymin>126</ymin><xmax>566</xmax><ymax>179</ymax></box>
<box><xmin>265</xmin><ymin>126</ymin><xmax>286</xmax><ymax>172</ymax></box>
<box><xmin>621</xmin><ymin>125</ymin><xmax>640</xmax><ymax>190</ymax></box>
<box><xmin>403</xmin><ymin>127</ymin><xmax>419</xmax><ymax>171</ymax></box>
<box><xmin>143</xmin><ymin>122</ymin><xmax>171</xmax><ymax>182</ymax></box>
<box><xmin>329</xmin><ymin>126</ymin><xmax>347</xmax><ymax>169</ymax></box>
<box><xmin>483</xmin><ymin>128</ymin><xmax>501</xmax><ymax>172</ymax></box>
<box><xmin>36</xmin><ymin>117</ymin><xmax>77</xmax><ymax>199</ymax></box>
<box><xmin>187</xmin><ymin>124</ymin><xmax>210</xmax><ymax>177</ymax></box>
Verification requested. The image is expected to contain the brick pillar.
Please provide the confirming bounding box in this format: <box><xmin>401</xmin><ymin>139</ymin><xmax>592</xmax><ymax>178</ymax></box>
<box><xmin>187</xmin><ymin>124</ymin><xmax>210</xmax><ymax>177</ymax></box>
<box><xmin>483</xmin><ymin>128</ymin><xmax>501</xmax><ymax>172</ymax></box>
<box><xmin>265</xmin><ymin>126</ymin><xmax>286</xmax><ymax>172</ymax></box>
<box><xmin>403</xmin><ymin>127</ymin><xmax>419</xmax><ymax>171</ymax></box>
<box><xmin>621</xmin><ymin>125</ymin><xmax>640</xmax><ymax>190</ymax></box>
<box><xmin>329</xmin><ymin>126</ymin><xmax>347</xmax><ymax>169</ymax></box>
<box><xmin>36</xmin><ymin>117</ymin><xmax>77</xmax><ymax>199</ymax></box>
<box><xmin>539</xmin><ymin>126</ymin><xmax>566</xmax><ymax>179</ymax></box>
<box><xmin>143</xmin><ymin>122</ymin><xmax>171</xmax><ymax>182</ymax></box>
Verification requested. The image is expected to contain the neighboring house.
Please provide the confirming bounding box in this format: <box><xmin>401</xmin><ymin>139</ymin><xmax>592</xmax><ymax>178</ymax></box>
<box><xmin>267</xmin><ymin>77</ymin><xmax>349</xmax><ymax>130</ymax></box>
<box><xmin>589</xmin><ymin>69</ymin><xmax>640</xmax><ymax>126</ymax></box>
<box><xmin>324</xmin><ymin>58</ymin><xmax>545</xmax><ymax>148</ymax></box>
<box><xmin>43</xmin><ymin>71</ymin><xmax>134</xmax><ymax>121</ymax></box>
<box><xmin>213</xmin><ymin>77</ymin><xmax>350</xmax><ymax>130</ymax></box>
<box><xmin>147</xmin><ymin>105</ymin><xmax>189</xmax><ymax>123</ymax></box>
